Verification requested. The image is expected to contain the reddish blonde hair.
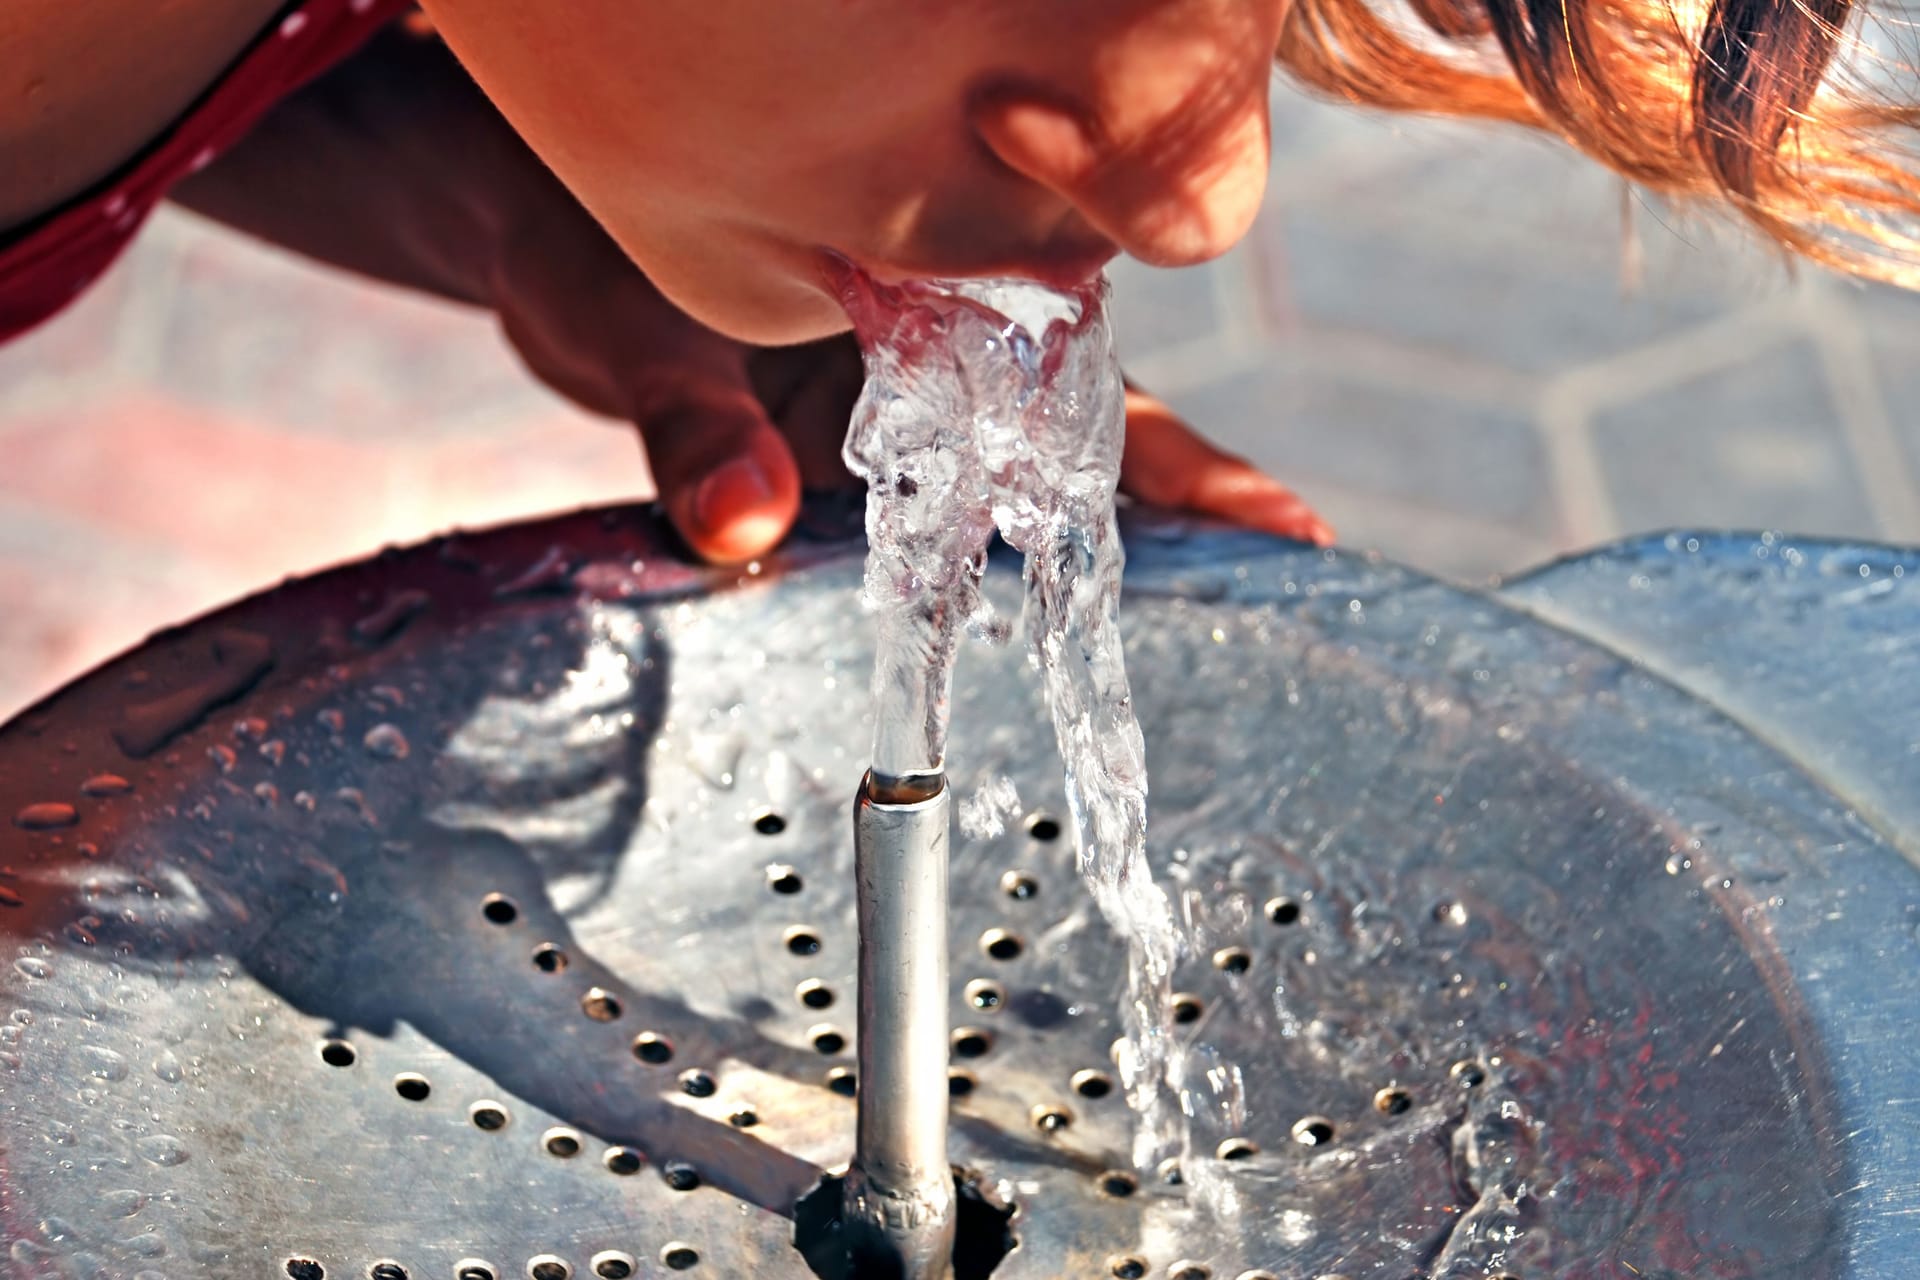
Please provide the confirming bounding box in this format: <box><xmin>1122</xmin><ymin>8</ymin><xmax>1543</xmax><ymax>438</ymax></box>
<box><xmin>1275</xmin><ymin>0</ymin><xmax>1920</xmax><ymax>280</ymax></box>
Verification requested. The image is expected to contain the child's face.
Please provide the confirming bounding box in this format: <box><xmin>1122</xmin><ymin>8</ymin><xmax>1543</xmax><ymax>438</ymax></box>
<box><xmin>420</xmin><ymin>0</ymin><xmax>1284</xmax><ymax>344</ymax></box>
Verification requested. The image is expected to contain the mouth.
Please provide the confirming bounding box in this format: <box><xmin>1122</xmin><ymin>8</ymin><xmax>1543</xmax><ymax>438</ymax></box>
<box><xmin>832</xmin><ymin>234</ymin><xmax>1120</xmax><ymax>294</ymax></box>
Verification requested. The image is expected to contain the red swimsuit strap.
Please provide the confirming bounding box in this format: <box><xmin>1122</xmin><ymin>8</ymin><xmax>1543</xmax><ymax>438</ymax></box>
<box><xmin>0</xmin><ymin>0</ymin><xmax>416</xmax><ymax>344</ymax></box>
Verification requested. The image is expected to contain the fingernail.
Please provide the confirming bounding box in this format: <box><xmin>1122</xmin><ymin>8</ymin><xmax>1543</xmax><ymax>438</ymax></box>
<box><xmin>693</xmin><ymin>457</ymin><xmax>777</xmax><ymax>534</ymax></box>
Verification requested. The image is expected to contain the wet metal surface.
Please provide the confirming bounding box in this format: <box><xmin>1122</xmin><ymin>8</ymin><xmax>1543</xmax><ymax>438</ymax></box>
<box><xmin>0</xmin><ymin>506</ymin><xmax>1911</xmax><ymax>1279</ymax></box>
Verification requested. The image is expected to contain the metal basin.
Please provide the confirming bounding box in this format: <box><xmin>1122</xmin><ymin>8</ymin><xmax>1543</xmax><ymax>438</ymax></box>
<box><xmin>0</xmin><ymin>505</ymin><xmax>1912</xmax><ymax>1280</ymax></box>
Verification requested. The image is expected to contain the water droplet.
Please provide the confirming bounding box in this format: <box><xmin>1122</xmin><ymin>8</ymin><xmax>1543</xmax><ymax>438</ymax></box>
<box><xmin>317</xmin><ymin>709</ymin><xmax>346</xmax><ymax>733</ymax></box>
<box><xmin>293</xmin><ymin>791</ymin><xmax>317</xmax><ymax>812</ymax></box>
<box><xmin>0</xmin><ymin>886</ymin><xmax>22</xmax><ymax>908</ymax></box>
<box><xmin>15</xmin><ymin>957</ymin><xmax>51</xmax><ymax>980</ymax></box>
<box><xmin>152</xmin><ymin>1050</ymin><xmax>183</xmax><ymax>1083</ymax></box>
<box><xmin>81</xmin><ymin>774</ymin><xmax>133</xmax><ymax>797</ymax></box>
<box><xmin>104</xmin><ymin>1189</ymin><xmax>150</xmax><ymax>1218</ymax></box>
<box><xmin>253</xmin><ymin>783</ymin><xmax>279</xmax><ymax>806</ymax></box>
<box><xmin>362</xmin><ymin>724</ymin><xmax>410</xmax><ymax>760</ymax></box>
<box><xmin>259</xmin><ymin>740</ymin><xmax>287</xmax><ymax>766</ymax></box>
<box><xmin>66</xmin><ymin>915</ymin><xmax>101</xmax><ymax>947</ymax></box>
<box><xmin>15</xmin><ymin>802</ymin><xmax>78</xmax><ymax>830</ymax></box>
<box><xmin>0</xmin><ymin>1052</ymin><xmax>19</xmax><ymax>1072</ymax></box>
<box><xmin>207</xmin><ymin>745</ymin><xmax>237</xmax><ymax>774</ymax></box>
<box><xmin>137</xmin><ymin>1135</ymin><xmax>188</xmax><ymax>1166</ymax></box>
<box><xmin>83</xmin><ymin>1045</ymin><xmax>129</xmax><ymax>1080</ymax></box>
<box><xmin>123</xmin><ymin>1231</ymin><xmax>166</xmax><ymax>1257</ymax></box>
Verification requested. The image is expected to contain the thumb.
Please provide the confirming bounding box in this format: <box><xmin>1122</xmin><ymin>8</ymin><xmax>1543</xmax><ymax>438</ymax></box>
<box><xmin>634</xmin><ymin>379</ymin><xmax>803</xmax><ymax>565</ymax></box>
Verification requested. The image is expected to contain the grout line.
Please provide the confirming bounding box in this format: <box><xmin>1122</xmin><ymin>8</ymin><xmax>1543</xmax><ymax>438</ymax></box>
<box><xmin>1799</xmin><ymin>279</ymin><xmax>1920</xmax><ymax>541</ymax></box>
<box><xmin>1533</xmin><ymin>390</ymin><xmax>1619</xmax><ymax>549</ymax></box>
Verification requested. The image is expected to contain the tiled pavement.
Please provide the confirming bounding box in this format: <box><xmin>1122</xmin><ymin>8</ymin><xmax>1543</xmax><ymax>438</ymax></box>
<box><xmin>5</xmin><ymin>81</ymin><xmax>1920</xmax><ymax>718</ymax></box>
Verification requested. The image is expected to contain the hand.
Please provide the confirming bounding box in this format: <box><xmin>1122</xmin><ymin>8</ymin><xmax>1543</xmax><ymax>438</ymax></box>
<box><xmin>497</xmin><ymin>226</ymin><xmax>1333</xmax><ymax>562</ymax></box>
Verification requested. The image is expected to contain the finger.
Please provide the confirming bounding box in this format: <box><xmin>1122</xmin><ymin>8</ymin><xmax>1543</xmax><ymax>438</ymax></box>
<box><xmin>766</xmin><ymin>336</ymin><xmax>867</xmax><ymax>490</ymax></box>
<box><xmin>1120</xmin><ymin>387</ymin><xmax>1334</xmax><ymax>545</ymax></box>
<box><xmin>635</xmin><ymin>380</ymin><xmax>804</xmax><ymax>564</ymax></box>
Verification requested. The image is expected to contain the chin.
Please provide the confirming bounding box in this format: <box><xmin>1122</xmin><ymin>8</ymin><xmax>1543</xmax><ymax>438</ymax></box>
<box><xmin>637</xmin><ymin>242</ymin><xmax>855</xmax><ymax>349</ymax></box>
<box><xmin>705</xmin><ymin>289</ymin><xmax>854</xmax><ymax>348</ymax></box>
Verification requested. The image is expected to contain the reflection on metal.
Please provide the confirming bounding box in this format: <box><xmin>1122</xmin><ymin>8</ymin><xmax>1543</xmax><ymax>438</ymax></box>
<box><xmin>846</xmin><ymin>773</ymin><xmax>956</xmax><ymax>1280</ymax></box>
<box><xmin>0</xmin><ymin>504</ymin><xmax>1911</xmax><ymax>1279</ymax></box>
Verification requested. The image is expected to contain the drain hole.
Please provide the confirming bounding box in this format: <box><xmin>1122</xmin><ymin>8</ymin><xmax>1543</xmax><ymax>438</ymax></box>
<box><xmin>1374</xmin><ymin>1086</ymin><xmax>1412</xmax><ymax>1115</ymax></box>
<box><xmin>965</xmin><ymin>979</ymin><xmax>1004</xmax><ymax>1010</ymax></box>
<box><xmin>482</xmin><ymin>894</ymin><xmax>518</xmax><ymax>925</ymax></box>
<box><xmin>663</xmin><ymin>1161</ymin><xmax>701</xmax><ymax>1191</ymax></box>
<box><xmin>470</xmin><ymin>1102</ymin><xmax>509</xmax><ymax>1131</ymax></box>
<box><xmin>1172</xmin><ymin>993</ymin><xmax>1204</xmax><ymax>1024</ymax></box>
<box><xmin>1032</xmin><ymin>1104</ymin><xmax>1073</xmax><ymax>1133</ymax></box>
<box><xmin>287</xmin><ymin>1261</ymin><xmax>324</xmax><ymax>1280</ymax></box>
<box><xmin>729</xmin><ymin>1109</ymin><xmax>760</xmax><ymax>1129</ymax></box>
<box><xmin>581</xmin><ymin>988</ymin><xmax>622</xmax><ymax>1021</ymax></box>
<box><xmin>680</xmin><ymin>1069</ymin><xmax>717</xmax><ymax>1098</ymax></box>
<box><xmin>797</xmin><ymin>980</ymin><xmax>835</xmax><ymax>1010</ymax></box>
<box><xmin>320</xmin><ymin>1039</ymin><xmax>356</xmax><ymax>1068</ymax></box>
<box><xmin>532</xmin><ymin>944</ymin><xmax>568</xmax><ymax>973</ymax></box>
<box><xmin>1264</xmin><ymin>897</ymin><xmax>1301</xmax><ymax>926</ymax></box>
<box><xmin>1072</xmin><ymin>1069</ymin><xmax>1114</xmax><ymax>1099</ymax></box>
<box><xmin>590</xmin><ymin>1252</ymin><xmax>636</xmax><ymax>1279</ymax></box>
<box><xmin>1109</xmin><ymin>1258</ymin><xmax>1147</xmax><ymax>1279</ymax></box>
<box><xmin>810</xmin><ymin>1026</ymin><xmax>848</xmax><ymax>1055</ymax></box>
<box><xmin>632</xmin><ymin>1032</ymin><xmax>673</xmax><ymax>1064</ymax></box>
<box><xmin>370</xmin><ymin>1263</ymin><xmax>408</xmax><ymax>1280</ymax></box>
<box><xmin>948</xmin><ymin>1068</ymin><xmax>977</xmax><ymax>1097</ymax></box>
<box><xmin>1212</xmin><ymin>947</ymin><xmax>1252</xmax><ymax>975</ymax></box>
<box><xmin>661</xmin><ymin>1244</ymin><xmax>700</xmax><ymax>1271</ymax></box>
<box><xmin>999</xmin><ymin>870</ymin><xmax>1038</xmax><ymax>900</ymax></box>
<box><xmin>796</xmin><ymin>1169</ymin><xmax>1014</xmax><ymax>1280</ymax></box>
<box><xmin>456</xmin><ymin>1263</ymin><xmax>497</xmax><ymax>1280</ymax></box>
<box><xmin>951</xmin><ymin>1028</ymin><xmax>993</xmax><ymax>1059</ymax></box>
<box><xmin>1170</xmin><ymin>1263</ymin><xmax>1211</xmax><ymax>1280</ymax></box>
<box><xmin>1451</xmin><ymin>1059</ymin><xmax>1488</xmax><ymax>1088</ymax></box>
<box><xmin>393</xmin><ymin>1074</ymin><xmax>431</xmax><ymax>1102</ymax></box>
<box><xmin>1218</xmin><ymin>1137</ymin><xmax>1262</xmax><ymax>1160</ymax></box>
<box><xmin>767</xmin><ymin>865</ymin><xmax>803</xmax><ymax>894</ymax></box>
<box><xmin>827</xmin><ymin>1066</ymin><xmax>857</xmax><ymax>1097</ymax></box>
<box><xmin>528</xmin><ymin>1258</ymin><xmax>570</xmax><ymax>1280</ymax></box>
<box><xmin>1026</xmin><ymin>813</ymin><xmax>1062</xmax><ymax>842</ymax></box>
<box><xmin>543</xmin><ymin>1128</ymin><xmax>581</xmax><ymax>1158</ymax></box>
<box><xmin>1097</xmin><ymin>1170</ymin><xmax>1138</xmax><ymax>1198</ymax></box>
<box><xmin>604</xmin><ymin>1147</ymin><xmax>643</xmax><ymax>1176</ymax></box>
<box><xmin>1290</xmin><ymin>1117</ymin><xmax>1335</xmax><ymax>1147</ymax></box>
<box><xmin>981</xmin><ymin>929</ymin><xmax>1024</xmax><ymax>961</ymax></box>
<box><xmin>785</xmin><ymin>928</ymin><xmax>822</xmax><ymax>957</ymax></box>
<box><xmin>754</xmin><ymin>812</ymin><xmax>787</xmax><ymax>836</ymax></box>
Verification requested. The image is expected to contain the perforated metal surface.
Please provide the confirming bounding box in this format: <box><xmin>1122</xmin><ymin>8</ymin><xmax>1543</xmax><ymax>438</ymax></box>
<box><xmin>0</xmin><ymin>507</ymin><xmax>1911</xmax><ymax>1280</ymax></box>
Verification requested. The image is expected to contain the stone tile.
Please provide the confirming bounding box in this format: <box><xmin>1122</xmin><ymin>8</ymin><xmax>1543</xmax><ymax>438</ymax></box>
<box><xmin>0</xmin><ymin>249</ymin><xmax>143</xmax><ymax>417</ymax></box>
<box><xmin>1589</xmin><ymin>341</ymin><xmax>1881</xmax><ymax>538</ymax></box>
<box><xmin>1255</xmin><ymin>206</ymin><xmax>1743</xmax><ymax>376</ymax></box>
<box><xmin>144</xmin><ymin>212</ymin><xmax>564</xmax><ymax>440</ymax></box>
<box><xmin>1167</xmin><ymin>354</ymin><xmax>1556</xmax><ymax>534</ymax></box>
<box><xmin>1852</xmin><ymin>280</ymin><xmax>1920</xmax><ymax>483</ymax></box>
<box><xmin>1106</xmin><ymin>256</ymin><xmax>1222</xmax><ymax>364</ymax></box>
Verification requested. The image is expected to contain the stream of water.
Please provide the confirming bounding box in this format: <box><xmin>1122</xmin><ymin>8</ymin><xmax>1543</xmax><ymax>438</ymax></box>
<box><xmin>836</xmin><ymin>269</ymin><xmax>1185</xmax><ymax>1170</ymax></box>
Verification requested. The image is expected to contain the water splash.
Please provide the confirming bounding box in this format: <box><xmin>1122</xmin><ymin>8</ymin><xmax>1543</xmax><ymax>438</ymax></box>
<box><xmin>838</xmin><ymin>270</ymin><xmax>1183</xmax><ymax>1167</ymax></box>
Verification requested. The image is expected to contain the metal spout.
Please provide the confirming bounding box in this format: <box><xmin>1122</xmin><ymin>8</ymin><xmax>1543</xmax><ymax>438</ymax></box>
<box><xmin>844</xmin><ymin>770</ymin><xmax>956</xmax><ymax>1280</ymax></box>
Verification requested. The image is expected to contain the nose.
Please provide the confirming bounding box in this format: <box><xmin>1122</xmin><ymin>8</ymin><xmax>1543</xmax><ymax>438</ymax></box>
<box><xmin>968</xmin><ymin>12</ymin><xmax>1275</xmax><ymax>268</ymax></box>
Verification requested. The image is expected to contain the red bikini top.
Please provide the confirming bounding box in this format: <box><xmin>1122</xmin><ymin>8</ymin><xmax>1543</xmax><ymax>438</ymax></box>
<box><xmin>0</xmin><ymin>0</ymin><xmax>414</xmax><ymax>344</ymax></box>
